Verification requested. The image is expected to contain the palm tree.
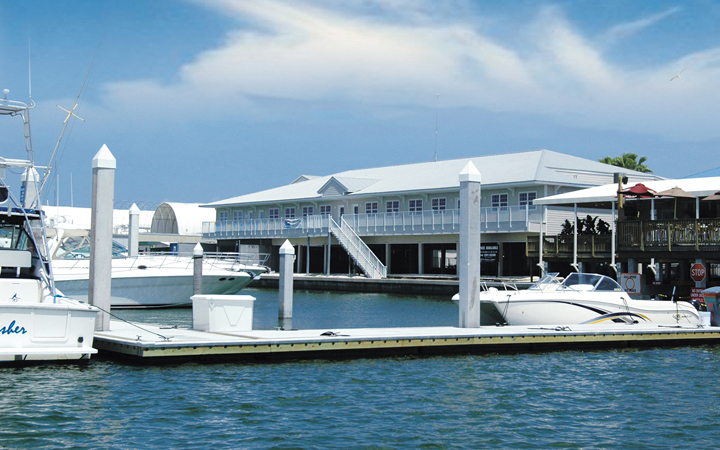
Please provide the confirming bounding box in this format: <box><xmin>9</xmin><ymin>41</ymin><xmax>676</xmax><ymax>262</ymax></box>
<box><xmin>599</xmin><ymin>153</ymin><xmax>653</xmax><ymax>173</ymax></box>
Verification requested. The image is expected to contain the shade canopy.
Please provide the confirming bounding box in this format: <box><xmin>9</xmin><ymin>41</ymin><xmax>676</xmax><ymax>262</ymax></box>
<box><xmin>656</xmin><ymin>186</ymin><xmax>696</xmax><ymax>199</ymax></box>
<box><xmin>618</xmin><ymin>183</ymin><xmax>656</xmax><ymax>198</ymax></box>
<box><xmin>702</xmin><ymin>190</ymin><xmax>720</xmax><ymax>201</ymax></box>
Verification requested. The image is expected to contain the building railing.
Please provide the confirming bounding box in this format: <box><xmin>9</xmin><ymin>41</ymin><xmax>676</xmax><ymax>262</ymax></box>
<box><xmin>527</xmin><ymin>235</ymin><xmax>612</xmax><ymax>258</ymax></box>
<box><xmin>203</xmin><ymin>206</ymin><xmax>542</xmax><ymax>239</ymax></box>
<box><xmin>618</xmin><ymin>219</ymin><xmax>720</xmax><ymax>251</ymax></box>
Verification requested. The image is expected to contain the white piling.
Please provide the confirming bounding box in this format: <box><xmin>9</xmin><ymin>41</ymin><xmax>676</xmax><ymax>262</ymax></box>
<box><xmin>89</xmin><ymin>144</ymin><xmax>115</xmax><ymax>331</ymax></box>
<box><xmin>458</xmin><ymin>161</ymin><xmax>482</xmax><ymax>328</ymax></box>
<box><xmin>193</xmin><ymin>242</ymin><xmax>203</xmax><ymax>296</ymax></box>
<box><xmin>128</xmin><ymin>203</ymin><xmax>140</xmax><ymax>257</ymax></box>
<box><xmin>278</xmin><ymin>240</ymin><xmax>294</xmax><ymax>328</ymax></box>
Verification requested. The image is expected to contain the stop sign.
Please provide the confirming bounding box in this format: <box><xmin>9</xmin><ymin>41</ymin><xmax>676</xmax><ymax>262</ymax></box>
<box><xmin>691</xmin><ymin>263</ymin><xmax>706</xmax><ymax>283</ymax></box>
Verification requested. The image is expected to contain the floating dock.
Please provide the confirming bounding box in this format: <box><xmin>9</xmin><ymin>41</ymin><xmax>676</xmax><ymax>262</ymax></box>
<box><xmin>94</xmin><ymin>321</ymin><xmax>720</xmax><ymax>365</ymax></box>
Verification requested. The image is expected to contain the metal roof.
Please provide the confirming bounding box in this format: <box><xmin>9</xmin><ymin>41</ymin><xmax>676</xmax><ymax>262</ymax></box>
<box><xmin>204</xmin><ymin>149</ymin><xmax>663</xmax><ymax>208</ymax></box>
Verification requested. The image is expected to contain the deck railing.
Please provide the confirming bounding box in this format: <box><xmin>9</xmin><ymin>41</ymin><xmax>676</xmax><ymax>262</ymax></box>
<box><xmin>527</xmin><ymin>235</ymin><xmax>612</xmax><ymax>258</ymax></box>
<box><xmin>203</xmin><ymin>206</ymin><xmax>542</xmax><ymax>239</ymax></box>
<box><xmin>617</xmin><ymin>219</ymin><xmax>720</xmax><ymax>251</ymax></box>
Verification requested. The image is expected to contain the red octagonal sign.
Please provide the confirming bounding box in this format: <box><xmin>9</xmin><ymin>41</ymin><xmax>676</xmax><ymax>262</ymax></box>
<box><xmin>691</xmin><ymin>263</ymin><xmax>706</xmax><ymax>283</ymax></box>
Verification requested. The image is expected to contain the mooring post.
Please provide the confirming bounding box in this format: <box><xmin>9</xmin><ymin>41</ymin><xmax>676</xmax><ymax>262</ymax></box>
<box><xmin>193</xmin><ymin>242</ymin><xmax>203</xmax><ymax>296</ymax></box>
<box><xmin>128</xmin><ymin>203</ymin><xmax>140</xmax><ymax>257</ymax></box>
<box><xmin>459</xmin><ymin>161</ymin><xmax>482</xmax><ymax>328</ymax></box>
<box><xmin>89</xmin><ymin>144</ymin><xmax>115</xmax><ymax>332</ymax></box>
<box><xmin>278</xmin><ymin>239</ymin><xmax>294</xmax><ymax>329</ymax></box>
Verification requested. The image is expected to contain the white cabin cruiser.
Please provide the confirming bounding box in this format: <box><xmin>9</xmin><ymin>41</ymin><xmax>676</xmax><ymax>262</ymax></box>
<box><xmin>487</xmin><ymin>272</ymin><xmax>700</xmax><ymax>326</ymax></box>
<box><xmin>47</xmin><ymin>226</ymin><xmax>270</xmax><ymax>308</ymax></box>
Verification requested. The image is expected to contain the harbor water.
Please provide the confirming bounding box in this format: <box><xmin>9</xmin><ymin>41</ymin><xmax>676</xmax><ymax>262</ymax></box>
<box><xmin>3</xmin><ymin>289</ymin><xmax>720</xmax><ymax>449</ymax></box>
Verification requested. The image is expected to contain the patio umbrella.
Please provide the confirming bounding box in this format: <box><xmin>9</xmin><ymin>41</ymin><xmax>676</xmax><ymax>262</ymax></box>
<box><xmin>656</xmin><ymin>186</ymin><xmax>696</xmax><ymax>219</ymax></box>
<box><xmin>617</xmin><ymin>183</ymin><xmax>656</xmax><ymax>198</ymax></box>
<box><xmin>702</xmin><ymin>190</ymin><xmax>720</xmax><ymax>201</ymax></box>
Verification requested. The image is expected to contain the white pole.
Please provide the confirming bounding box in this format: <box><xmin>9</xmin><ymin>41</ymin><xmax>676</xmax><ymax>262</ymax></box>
<box><xmin>458</xmin><ymin>161</ymin><xmax>482</xmax><ymax>328</ymax></box>
<box><xmin>573</xmin><ymin>203</ymin><xmax>578</xmax><ymax>271</ymax></box>
<box><xmin>128</xmin><ymin>203</ymin><xmax>140</xmax><ymax>257</ymax></box>
<box><xmin>193</xmin><ymin>243</ymin><xmax>203</xmax><ymax>296</ymax></box>
<box><xmin>278</xmin><ymin>240</ymin><xmax>295</xmax><ymax>328</ymax></box>
<box><xmin>89</xmin><ymin>144</ymin><xmax>115</xmax><ymax>332</ymax></box>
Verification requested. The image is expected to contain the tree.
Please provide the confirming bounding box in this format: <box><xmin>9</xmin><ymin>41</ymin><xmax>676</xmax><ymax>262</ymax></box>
<box><xmin>599</xmin><ymin>153</ymin><xmax>653</xmax><ymax>173</ymax></box>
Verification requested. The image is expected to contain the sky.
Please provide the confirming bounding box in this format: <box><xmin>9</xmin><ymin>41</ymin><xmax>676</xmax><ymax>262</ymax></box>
<box><xmin>1</xmin><ymin>0</ymin><xmax>720</xmax><ymax>209</ymax></box>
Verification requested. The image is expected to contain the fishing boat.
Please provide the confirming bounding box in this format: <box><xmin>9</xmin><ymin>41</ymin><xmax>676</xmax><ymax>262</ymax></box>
<box><xmin>0</xmin><ymin>92</ymin><xmax>98</xmax><ymax>363</ymax></box>
<box><xmin>486</xmin><ymin>272</ymin><xmax>700</xmax><ymax>326</ymax></box>
<box><xmin>47</xmin><ymin>226</ymin><xmax>270</xmax><ymax>308</ymax></box>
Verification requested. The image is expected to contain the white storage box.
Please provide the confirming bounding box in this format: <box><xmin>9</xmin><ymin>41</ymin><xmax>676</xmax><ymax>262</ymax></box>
<box><xmin>700</xmin><ymin>311</ymin><xmax>711</xmax><ymax>327</ymax></box>
<box><xmin>191</xmin><ymin>295</ymin><xmax>256</xmax><ymax>332</ymax></box>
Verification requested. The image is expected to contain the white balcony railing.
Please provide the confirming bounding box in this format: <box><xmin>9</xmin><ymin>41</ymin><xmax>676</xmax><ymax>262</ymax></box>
<box><xmin>203</xmin><ymin>206</ymin><xmax>542</xmax><ymax>239</ymax></box>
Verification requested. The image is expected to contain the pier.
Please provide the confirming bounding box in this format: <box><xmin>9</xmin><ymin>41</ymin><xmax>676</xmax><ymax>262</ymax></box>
<box><xmin>94</xmin><ymin>322</ymin><xmax>720</xmax><ymax>364</ymax></box>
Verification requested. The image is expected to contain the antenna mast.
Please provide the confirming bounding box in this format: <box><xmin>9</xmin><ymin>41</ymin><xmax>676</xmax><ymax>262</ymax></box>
<box><xmin>433</xmin><ymin>93</ymin><xmax>439</xmax><ymax>162</ymax></box>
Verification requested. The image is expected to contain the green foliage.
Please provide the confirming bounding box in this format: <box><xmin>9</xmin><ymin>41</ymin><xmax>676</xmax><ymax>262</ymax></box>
<box><xmin>599</xmin><ymin>152</ymin><xmax>653</xmax><ymax>173</ymax></box>
<box><xmin>559</xmin><ymin>216</ymin><xmax>611</xmax><ymax>236</ymax></box>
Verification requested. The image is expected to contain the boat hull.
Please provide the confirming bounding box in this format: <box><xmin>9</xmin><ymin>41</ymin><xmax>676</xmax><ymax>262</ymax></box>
<box><xmin>55</xmin><ymin>272</ymin><xmax>255</xmax><ymax>308</ymax></box>
<box><xmin>0</xmin><ymin>302</ymin><xmax>98</xmax><ymax>363</ymax></box>
<box><xmin>489</xmin><ymin>291</ymin><xmax>700</xmax><ymax>326</ymax></box>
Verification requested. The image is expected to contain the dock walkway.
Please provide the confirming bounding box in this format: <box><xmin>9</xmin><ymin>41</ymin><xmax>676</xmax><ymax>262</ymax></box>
<box><xmin>94</xmin><ymin>321</ymin><xmax>720</xmax><ymax>364</ymax></box>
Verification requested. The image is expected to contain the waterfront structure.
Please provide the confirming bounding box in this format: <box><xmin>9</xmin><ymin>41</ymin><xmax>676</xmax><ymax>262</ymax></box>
<box><xmin>201</xmin><ymin>149</ymin><xmax>661</xmax><ymax>277</ymax></box>
<box><xmin>531</xmin><ymin>176</ymin><xmax>720</xmax><ymax>297</ymax></box>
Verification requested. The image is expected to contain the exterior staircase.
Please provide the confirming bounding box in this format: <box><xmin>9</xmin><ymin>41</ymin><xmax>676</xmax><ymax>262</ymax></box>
<box><xmin>329</xmin><ymin>217</ymin><xmax>387</xmax><ymax>279</ymax></box>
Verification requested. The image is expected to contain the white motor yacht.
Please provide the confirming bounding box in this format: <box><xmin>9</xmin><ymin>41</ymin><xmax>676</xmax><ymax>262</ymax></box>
<box><xmin>47</xmin><ymin>226</ymin><xmax>270</xmax><ymax>308</ymax></box>
<box><xmin>486</xmin><ymin>272</ymin><xmax>700</xmax><ymax>326</ymax></box>
<box><xmin>1</xmin><ymin>91</ymin><xmax>98</xmax><ymax>363</ymax></box>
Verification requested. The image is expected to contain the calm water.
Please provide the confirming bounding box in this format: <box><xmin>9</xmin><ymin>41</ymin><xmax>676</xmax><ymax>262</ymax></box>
<box><xmin>2</xmin><ymin>289</ymin><xmax>720</xmax><ymax>449</ymax></box>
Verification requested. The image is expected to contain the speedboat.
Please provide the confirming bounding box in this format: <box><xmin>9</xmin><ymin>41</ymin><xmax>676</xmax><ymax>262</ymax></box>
<box><xmin>47</xmin><ymin>226</ymin><xmax>270</xmax><ymax>308</ymax></box>
<box><xmin>1</xmin><ymin>91</ymin><xmax>98</xmax><ymax>363</ymax></box>
<box><xmin>486</xmin><ymin>272</ymin><xmax>700</xmax><ymax>326</ymax></box>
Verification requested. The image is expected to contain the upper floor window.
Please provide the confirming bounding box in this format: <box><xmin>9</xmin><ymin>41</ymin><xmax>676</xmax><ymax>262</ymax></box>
<box><xmin>285</xmin><ymin>207</ymin><xmax>296</xmax><ymax>219</ymax></box>
<box><xmin>491</xmin><ymin>193</ymin><xmax>508</xmax><ymax>211</ymax></box>
<box><xmin>353</xmin><ymin>205</ymin><xmax>359</xmax><ymax>215</ymax></box>
<box><xmin>386</xmin><ymin>200</ymin><xmax>399</xmax><ymax>214</ymax></box>
<box><xmin>259</xmin><ymin>211</ymin><xmax>265</xmax><ymax>220</ymax></box>
<box><xmin>320</xmin><ymin>205</ymin><xmax>332</xmax><ymax>216</ymax></box>
<box><xmin>366</xmin><ymin>202</ymin><xmax>378</xmax><ymax>215</ymax></box>
<box><xmin>409</xmin><ymin>199</ymin><xmax>423</xmax><ymax>214</ymax></box>
<box><xmin>519</xmin><ymin>192</ymin><xmax>537</xmax><ymax>209</ymax></box>
<box><xmin>432</xmin><ymin>197</ymin><xmax>446</xmax><ymax>213</ymax></box>
<box><xmin>219</xmin><ymin>211</ymin><xmax>229</xmax><ymax>222</ymax></box>
<box><xmin>269</xmin><ymin>208</ymin><xmax>279</xmax><ymax>219</ymax></box>
<box><xmin>233</xmin><ymin>211</ymin><xmax>242</xmax><ymax>221</ymax></box>
<box><xmin>302</xmin><ymin>206</ymin><xmax>314</xmax><ymax>217</ymax></box>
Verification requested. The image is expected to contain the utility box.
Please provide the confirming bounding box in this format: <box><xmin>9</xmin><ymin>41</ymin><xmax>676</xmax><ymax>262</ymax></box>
<box><xmin>192</xmin><ymin>295</ymin><xmax>255</xmax><ymax>332</ymax></box>
<box><xmin>702</xmin><ymin>287</ymin><xmax>720</xmax><ymax>326</ymax></box>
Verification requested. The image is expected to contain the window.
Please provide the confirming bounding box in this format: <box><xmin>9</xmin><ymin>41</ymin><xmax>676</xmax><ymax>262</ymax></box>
<box><xmin>432</xmin><ymin>197</ymin><xmax>446</xmax><ymax>213</ymax></box>
<box><xmin>259</xmin><ymin>211</ymin><xmax>265</xmax><ymax>219</ymax></box>
<box><xmin>248</xmin><ymin>211</ymin><xmax>254</xmax><ymax>220</ymax></box>
<box><xmin>353</xmin><ymin>205</ymin><xmax>359</xmax><ymax>215</ymax></box>
<box><xmin>365</xmin><ymin>202</ymin><xmax>378</xmax><ymax>214</ymax></box>
<box><xmin>491</xmin><ymin>194</ymin><xmax>508</xmax><ymax>211</ymax></box>
<box><xmin>219</xmin><ymin>211</ymin><xmax>229</xmax><ymax>222</ymax></box>
<box><xmin>519</xmin><ymin>192</ymin><xmax>537</xmax><ymax>209</ymax></box>
<box><xmin>269</xmin><ymin>208</ymin><xmax>279</xmax><ymax>219</ymax></box>
<box><xmin>386</xmin><ymin>200</ymin><xmax>399</xmax><ymax>214</ymax></box>
<box><xmin>232</xmin><ymin>211</ymin><xmax>242</xmax><ymax>221</ymax></box>
<box><xmin>339</xmin><ymin>207</ymin><xmax>345</xmax><ymax>217</ymax></box>
<box><xmin>409</xmin><ymin>199</ymin><xmax>423</xmax><ymax>214</ymax></box>
<box><xmin>285</xmin><ymin>207</ymin><xmax>296</xmax><ymax>219</ymax></box>
<box><xmin>320</xmin><ymin>205</ymin><xmax>332</xmax><ymax>216</ymax></box>
<box><xmin>302</xmin><ymin>206</ymin><xmax>314</xmax><ymax>217</ymax></box>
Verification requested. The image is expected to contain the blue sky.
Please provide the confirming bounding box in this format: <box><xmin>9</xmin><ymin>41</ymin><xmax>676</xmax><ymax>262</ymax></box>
<box><xmin>2</xmin><ymin>0</ymin><xmax>720</xmax><ymax>208</ymax></box>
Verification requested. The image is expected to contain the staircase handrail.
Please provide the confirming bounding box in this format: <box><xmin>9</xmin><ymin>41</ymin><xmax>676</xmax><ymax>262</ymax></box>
<box><xmin>329</xmin><ymin>217</ymin><xmax>386</xmax><ymax>278</ymax></box>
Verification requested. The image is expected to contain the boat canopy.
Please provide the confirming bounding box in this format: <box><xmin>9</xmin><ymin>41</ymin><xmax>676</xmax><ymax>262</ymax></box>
<box><xmin>529</xmin><ymin>272</ymin><xmax>624</xmax><ymax>292</ymax></box>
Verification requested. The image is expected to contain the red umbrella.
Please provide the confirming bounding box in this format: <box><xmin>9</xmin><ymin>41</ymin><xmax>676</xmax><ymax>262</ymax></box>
<box><xmin>618</xmin><ymin>183</ymin><xmax>656</xmax><ymax>198</ymax></box>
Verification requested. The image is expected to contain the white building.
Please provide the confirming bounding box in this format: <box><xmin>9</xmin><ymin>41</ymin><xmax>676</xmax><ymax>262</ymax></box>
<box><xmin>201</xmin><ymin>149</ymin><xmax>662</xmax><ymax>277</ymax></box>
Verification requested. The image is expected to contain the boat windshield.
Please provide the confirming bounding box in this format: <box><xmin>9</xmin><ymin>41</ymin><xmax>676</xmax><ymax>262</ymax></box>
<box><xmin>0</xmin><ymin>223</ymin><xmax>32</xmax><ymax>251</ymax></box>
<box><xmin>561</xmin><ymin>273</ymin><xmax>624</xmax><ymax>292</ymax></box>
<box><xmin>528</xmin><ymin>272</ymin><xmax>562</xmax><ymax>290</ymax></box>
<box><xmin>56</xmin><ymin>235</ymin><xmax>129</xmax><ymax>259</ymax></box>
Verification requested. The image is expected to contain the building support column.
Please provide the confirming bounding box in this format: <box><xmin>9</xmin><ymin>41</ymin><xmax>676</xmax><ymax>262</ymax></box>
<box><xmin>418</xmin><ymin>243</ymin><xmax>423</xmax><ymax>275</ymax></box>
<box><xmin>385</xmin><ymin>243</ymin><xmax>391</xmax><ymax>275</ymax></box>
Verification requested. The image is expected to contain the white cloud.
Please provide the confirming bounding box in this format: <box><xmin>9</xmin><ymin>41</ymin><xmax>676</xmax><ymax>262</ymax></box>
<box><xmin>99</xmin><ymin>0</ymin><xmax>720</xmax><ymax>140</ymax></box>
<box><xmin>601</xmin><ymin>7</ymin><xmax>681</xmax><ymax>45</ymax></box>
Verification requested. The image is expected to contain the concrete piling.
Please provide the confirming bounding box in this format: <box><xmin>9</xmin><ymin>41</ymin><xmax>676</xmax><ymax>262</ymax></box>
<box><xmin>128</xmin><ymin>203</ymin><xmax>140</xmax><ymax>257</ymax></box>
<box><xmin>278</xmin><ymin>239</ymin><xmax>294</xmax><ymax>329</ymax></box>
<box><xmin>458</xmin><ymin>161</ymin><xmax>482</xmax><ymax>328</ymax></box>
<box><xmin>89</xmin><ymin>144</ymin><xmax>115</xmax><ymax>331</ymax></box>
<box><xmin>193</xmin><ymin>243</ymin><xmax>203</xmax><ymax>296</ymax></box>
